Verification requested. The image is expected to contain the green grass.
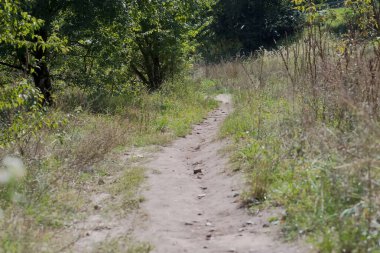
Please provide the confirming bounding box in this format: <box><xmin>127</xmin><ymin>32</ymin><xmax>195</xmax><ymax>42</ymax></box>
<box><xmin>95</xmin><ymin>237</ymin><xmax>152</xmax><ymax>253</ymax></box>
<box><xmin>219</xmin><ymin>85</ymin><xmax>380</xmax><ymax>252</ymax></box>
<box><xmin>0</xmin><ymin>77</ymin><xmax>218</xmax><ymax>252</ymax></box>
<box><xmin>111</xmin><ymin>166</ymin><xmax>146</xmax><ymax>210</ymax></box>
<box><xmin>325</xmin><ymin>7</ymin><xmax>352</xmax><ymax>34</ymax></box>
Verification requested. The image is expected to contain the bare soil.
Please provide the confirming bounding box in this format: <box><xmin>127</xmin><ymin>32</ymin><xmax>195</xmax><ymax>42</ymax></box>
<box><xmin>134</xmin><ymin>95</ymin><xmax>311</xmax><ymax>253</ymax></box>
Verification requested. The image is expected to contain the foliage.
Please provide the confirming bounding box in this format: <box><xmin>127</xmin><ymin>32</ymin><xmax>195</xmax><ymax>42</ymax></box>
<box><xmin>344</xmin><ymin>0</ymin><xmax>380</xmax><ymax>36</ymax></box>
<box><xmin>0</xmin><ymin>0</ymin><xmax>67</xmax><ymax>105</ymax></box>
<box><xmin>205</xmin><ymin>10</ymin><xmax>380</xmax><ymax>250</ymax></box>
<box><xmin>0</xmin><ymin>82</ymin><xmax>66</xmax><ymax>153</ymax></box>
<box><xmin>203</xmin><ymin>0</ymin><xmax>303</xmax><ymax>60</ymax></box>
<box><xmin>0</xmin><ymin>0</ymin><xmax>217</xmax><ymax>101</ymax></box>
<box><xmin>127</xmin><ymin>0</ymin><xmax>215</xmax><ymax>90</ymax></box>
<box><xmin>293</xmin><ymin>0</ymin><xmax>380</xmax><ymax>37</ymax></box>
<box><xmin>0</xmin><ymin>0</ymin><xmax>42</xmax><ymax>47</ymax></box>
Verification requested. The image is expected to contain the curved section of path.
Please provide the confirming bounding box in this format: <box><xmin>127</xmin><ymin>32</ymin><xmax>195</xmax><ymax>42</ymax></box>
<box><xmin>135</xmin><ymin>94</ymin><xmax>309</xmax><ymax>253</ymax></box>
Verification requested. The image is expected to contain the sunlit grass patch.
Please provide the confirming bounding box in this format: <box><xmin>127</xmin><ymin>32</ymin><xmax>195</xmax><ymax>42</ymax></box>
<box><xmin>111</xmin><ymin>166</ymin><xmax>145</xmax><ymax>210</ymax></box>
<box><xmin>95</xmin><ymin>236</ymin><xmax>152</xmax><ymax>253</ymax></box>
<box><xmin>325</xmin><ymin>7</ymin><xmax>351</xmax><ymax>34</ymax></box>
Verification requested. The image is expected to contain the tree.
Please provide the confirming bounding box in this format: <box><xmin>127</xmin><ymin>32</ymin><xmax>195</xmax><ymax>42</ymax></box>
<box><xmin>0</xmin><ymin>0</ymin><xmax>68</xmax><ymax>105</ymax></box>
<box><xmin>128</xmin><ymin>0</ymin><xmax>214</xmax><ymax>90</ymax></box>
<box><xmin>206</xmin><ymin>0</ymin><xmax>303</xmax><ymax>59</ymax></box>
<box><xmin>1</xmin><ymin>0</ymin><xmax>216</xmax><ymax>97</ymax></box>
<box><xmin>0</xmin><ymin>0</ymin><xmax>46</xmax><ymax>146</ymax></box>
<box><xmin>344</xmin><ymin>0</ymin><xmax>380</xmax><ymax>36</ymax></box>
<box><xmin>0</xmin><ymin>0</ymin><xmax>127</xmax><ymax>104</ymax></box>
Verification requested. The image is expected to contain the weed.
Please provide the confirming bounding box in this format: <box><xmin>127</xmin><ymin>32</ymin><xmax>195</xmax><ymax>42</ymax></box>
<box><xmin>206</xmin><ymin>29</ymin><xmax>380</xmax><ymax>251</ymax></box>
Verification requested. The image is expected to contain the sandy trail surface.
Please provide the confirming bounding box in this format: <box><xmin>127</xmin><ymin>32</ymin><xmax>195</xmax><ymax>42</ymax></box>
<box><xmin>134</xmin><ymin>94</ymin><xmax>309</xmax><ymax>253</ymax></box>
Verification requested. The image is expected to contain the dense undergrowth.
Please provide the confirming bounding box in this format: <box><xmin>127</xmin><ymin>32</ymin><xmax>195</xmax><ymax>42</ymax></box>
<box><xmin>204</xmin><ymin>29</ymin><xmax>380</xmax><ymax>252</ymax></box>
<box><xmin>0</xmin><ymin>79</ymin><xmax>217</xmax><ymax>252</ymax></box>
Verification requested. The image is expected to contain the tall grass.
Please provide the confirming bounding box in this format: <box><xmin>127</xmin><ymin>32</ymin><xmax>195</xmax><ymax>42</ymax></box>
<box><xmin>203</xmin><ymin>28</ymin><xmax>380</xmax><ymax>252</ymax></box>
<box><xmin>0</xmin><ymin>78</ymin><xmax>217</xmax><ymax>252</ymax></box>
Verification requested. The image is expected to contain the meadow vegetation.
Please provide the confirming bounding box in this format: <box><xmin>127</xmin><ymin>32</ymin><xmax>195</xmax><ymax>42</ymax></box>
<box><xmin>201</xmin><ymin>1</ymin><xmax>380</xmax><ymax>251</ymax></box>
<box><xmin>1</xmin><ymin>0</ymin><xmax>380</xmax><ymax>252</ymax></box>
<box><xmin>0</xmin><ymin>79</ymin><xmax>217</xmax><ymax>252</ymax></box>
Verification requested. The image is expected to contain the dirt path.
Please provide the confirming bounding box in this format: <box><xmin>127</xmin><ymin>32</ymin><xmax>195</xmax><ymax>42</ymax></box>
<box><xmin>134</xmin><ymin>95</ymin><xmax>309</xmax><ymax>253</ymax></box>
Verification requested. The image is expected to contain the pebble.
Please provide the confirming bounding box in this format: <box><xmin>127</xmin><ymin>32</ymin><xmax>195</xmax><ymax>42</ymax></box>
<box><xmin>246</xmin><ymin>220</ymin><xmax>254</xmax><ymax>225</ymax></box>
<box><xmin>198</xmin><ymin>194</ymin><xmax>206</xmax><ymax>199</ymax></box>
<box><xmin>194</xmin><ymin>168</ymin><xmax>202</xmax><ymax>174</ymax></box>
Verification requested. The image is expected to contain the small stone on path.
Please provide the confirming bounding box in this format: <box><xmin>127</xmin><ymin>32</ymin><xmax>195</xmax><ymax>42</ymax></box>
<box><xmin>198</xmin><ymin>194</ymin><xmax>206</xmax><ymax>199</ymax></box>
<box><xmin>194</xmin><ymin>168</ymin><xmax>202</xmax><ymax>174</ymax></box>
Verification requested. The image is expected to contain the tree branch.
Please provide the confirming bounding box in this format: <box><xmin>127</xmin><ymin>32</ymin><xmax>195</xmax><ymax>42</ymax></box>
<box><xmin>0</xmin><ymin>61</ymin><xmax>24</xmax><ymax>71</ymax></box>
<box><xmin>131</xmin><ymin>63</ymin><xmax>149</xmax><ymax>85</ymax></box>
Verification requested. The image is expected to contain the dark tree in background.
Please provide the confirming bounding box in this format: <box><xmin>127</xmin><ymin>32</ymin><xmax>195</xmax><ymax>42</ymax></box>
<box><xmin>203</xmin><ymin>0</ymin><xmax>303</xmax><ymax>60</ymax></box>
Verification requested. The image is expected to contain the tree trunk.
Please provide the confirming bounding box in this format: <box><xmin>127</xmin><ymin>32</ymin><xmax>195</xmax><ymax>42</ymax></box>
<box><xmin>32</xmin><ymin>61</ymin><xmax>53</xmax><ymax>106</ymax></box>
<box><xmin>152</xmin><ymin>54</ymin><xmax>162</xmax><ymax>90</ymax></box>
<box><xmin>32</xmin><ymin>28</ymin><xmax>53</xmax><ymax>106</ymax></box>
<box><xmin>134</xmin><ymin>37</ymin><xmax>164</xmax><ymax>91</ymax></box>
<box><xmin>373</xmin><ymin>0</ymin><xmax>380</xmax><ymax>32</ymax></box>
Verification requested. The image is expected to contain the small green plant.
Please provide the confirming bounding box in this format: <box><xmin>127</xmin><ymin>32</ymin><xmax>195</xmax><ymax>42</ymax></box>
<box><xmin>95</xmin><ymin>237</ymin><xmax>152</xmax><ymax>253</ymax></box>
<box><xmin>0</xmin><ymin>82</ymin><xmax>67</xmax><ymax>157</ymax></box>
